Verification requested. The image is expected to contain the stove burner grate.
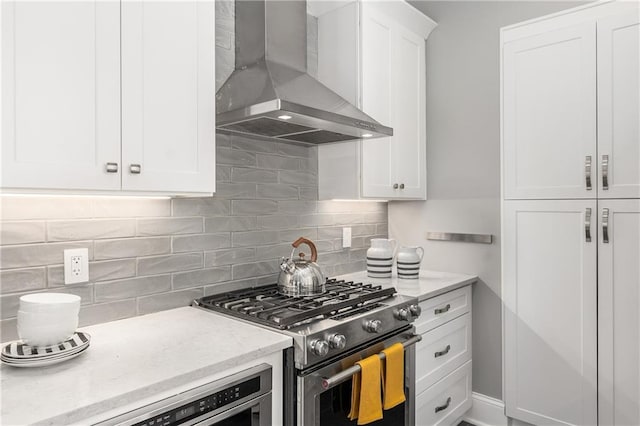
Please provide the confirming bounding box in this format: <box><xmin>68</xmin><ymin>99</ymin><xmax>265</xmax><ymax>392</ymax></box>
<box><xmin>195</xmin><ymin>279</ymin><xmax>396</xmax><ymax>330</ymax></box>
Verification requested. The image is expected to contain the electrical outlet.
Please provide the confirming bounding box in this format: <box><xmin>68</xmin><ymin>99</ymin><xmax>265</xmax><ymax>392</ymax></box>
<box><xmin>64</xmin><ymin>248</ymin><xmax>89</xmax><ymax>285</ymax></box>
<box><xmin>342</xmin><ymin>227</ymin><xmax>352</xmax><ymax>248</ymax></box>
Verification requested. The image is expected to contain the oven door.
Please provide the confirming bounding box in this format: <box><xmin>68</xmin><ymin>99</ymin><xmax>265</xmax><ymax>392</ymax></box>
<box><xmin>297</xmin><ymin>328</ymin><xmax>417</xmax><ymax>426</ymax></box>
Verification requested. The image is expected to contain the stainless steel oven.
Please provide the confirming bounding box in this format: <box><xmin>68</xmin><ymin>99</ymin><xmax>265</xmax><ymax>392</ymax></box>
<box><xmin>295</xmin><ymin>327</ymin><xmax>420</xmax><ymax>426</ymax></box>
<box><xmin>97</xmin><ymin>364</ymin><xmax>272</xmax><ymax>426</ymax></box>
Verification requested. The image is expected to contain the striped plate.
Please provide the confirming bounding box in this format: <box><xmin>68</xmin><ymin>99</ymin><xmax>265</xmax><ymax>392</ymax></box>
<box><xmin>2</xmin><ymin>332</ymin><xmax>90</xmax><ymax>360</ymax></box>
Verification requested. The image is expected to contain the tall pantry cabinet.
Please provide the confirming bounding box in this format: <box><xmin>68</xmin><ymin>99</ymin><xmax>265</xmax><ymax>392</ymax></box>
<box><xmin>501</xmin><ymin>2</ymin><xmax>640</xmax><ymax>425</ymax></box>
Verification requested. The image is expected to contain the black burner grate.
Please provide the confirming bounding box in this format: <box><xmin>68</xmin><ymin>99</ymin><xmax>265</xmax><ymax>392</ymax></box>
<box><xmin>195</xmin><ymin>279</ymin><xmax>396</xmax><ymax>330</ymax></box>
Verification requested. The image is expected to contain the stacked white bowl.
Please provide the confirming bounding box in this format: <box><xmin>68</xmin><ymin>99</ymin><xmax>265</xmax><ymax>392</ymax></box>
<box><xmin>17</xmin><ymin>293</ymin><xmax>81</xmax><ymax>347</ymax></box>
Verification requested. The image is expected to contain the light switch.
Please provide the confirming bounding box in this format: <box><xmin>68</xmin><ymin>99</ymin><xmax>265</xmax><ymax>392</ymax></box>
<box><xmin>342</xmin><ymin>227</ymin><xmax>352</xmax><ymax>248</ymax></box>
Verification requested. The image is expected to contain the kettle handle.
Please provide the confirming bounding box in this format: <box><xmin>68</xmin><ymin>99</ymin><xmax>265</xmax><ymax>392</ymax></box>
<box><xmin>292</xmin><ymin>237</ymin><xmax>318</xmax><ymax>262</ymax></box>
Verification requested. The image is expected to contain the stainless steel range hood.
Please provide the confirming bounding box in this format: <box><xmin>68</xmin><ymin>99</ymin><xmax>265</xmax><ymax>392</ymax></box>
<box><xmin>216</xmin><ymin>0</ymin><xmax>393</xmax><ymax>144</ymax></box>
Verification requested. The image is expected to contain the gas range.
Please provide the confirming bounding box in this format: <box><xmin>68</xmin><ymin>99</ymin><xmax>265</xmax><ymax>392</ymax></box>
<box><xmin>193</xmin><ymin>278</ymin><xmax>421</xmax><ymax>369</ymax></box>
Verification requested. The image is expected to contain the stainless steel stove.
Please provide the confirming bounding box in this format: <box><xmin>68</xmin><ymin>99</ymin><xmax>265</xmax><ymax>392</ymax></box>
<box><xmin>194</xmin><ymin>278</ymin><xmax>422</xmax><ymax>426</ymax></box>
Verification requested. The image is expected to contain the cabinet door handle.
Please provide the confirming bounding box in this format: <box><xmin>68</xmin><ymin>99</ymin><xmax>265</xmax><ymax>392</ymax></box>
<box><xmin>585</xmin><ymin>155</ymin><xmax>592</xmax><ymax>190</ymax></box>
<box><xmin>435</xmin><ymin>397</ymin><xmax>452</xmax><ymax>413</ymax></box>
<box><xmin>105</xmin><ymin>162</ymin><xmax>118</xmax><ymax>173</ymax></box>
<box><xmin>393</xmin><ymin>183</ymin><xmax>399</xmax><ymax>189</ymax></box>
<box><xmin>399</xmin><ymin>183</ymin><xmax>405</xmax><ymax>189</ymax></box>
<box><xmin>434</xmin><ymin>344</ymin><xmax>451</xmax><ymax>358</ymax></box>
<box><xmin>602</xmin><ymin>155</ymin><xmax>609</xmax><ymax>190</ymax></box>
<box><xmin>602</xmin><ymin>208</ymin><xmax>609</xmax><ymax>244</ymax></box>
<box><xmin>434</xmin><ymin>304</ymin><xmax>451</xmax><ymax>315</ymax></box>
<box><xmin>130</xmin><ymin>164</ymin><xmax>142</xmax><ymax>174</ymax></box>
<box><xmin>585</xmin><ymin>208</ymin><xmax>592</xmax><ymax>243</ymax></box>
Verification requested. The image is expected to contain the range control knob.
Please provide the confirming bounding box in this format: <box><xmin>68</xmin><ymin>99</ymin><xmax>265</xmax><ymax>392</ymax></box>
<box><xmin>363</xmin><ymin>319</ymin><xmax>382</xmax><ymax>333</ymax></box>
<box><xmin>409</xmin><ymin>304</ymin><xmax>422</xmax><ymax>317</ymax></box>
<box><xmin>394</xmin><ymin>308</ymin><xmax>410</xmax><ymax>321</ymax></box>
<box><xmin>328</xmin><ymin>334</ymin><xmax>347</xmax><ymax>349</ymax></box>
<box><xmin>309</xmin><ymin>339</ymin><xmax>329</xmax><ymax>357</ymax></box>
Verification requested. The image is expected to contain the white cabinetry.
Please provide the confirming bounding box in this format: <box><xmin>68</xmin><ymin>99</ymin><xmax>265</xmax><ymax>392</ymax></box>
<box><xmin>597</xmin><ymin>13</ymin><xmax>640</xmax><ymax>198</ymax></box>
<box><xmin>598</xmin><ymin>200</ymin><xmax>640</xmax><ymax>425</ymax></box>
<box><xmin>414</xmin><ymin>286</ymin><xmax>473</xmax><ymax>425</ymax></box>
<box><xmin>502</xmin><ymin>3</ymin><xmax>640</xmax><ymax>426</ymax></box>
<box><xmin>503</xmin><ymin>200</ymin><xmax>597</xmax><ymax>425</ymax></box>
<box><xmin>316</xmin><ymin>1</ymin><xmax>435</xmax><ymax>200</ymax></box>
<box><xmin>1</xmin><ymin>2</ymin><xmax>121</xmax><ymax>191</ymax></box>
<box><xmin>1</xmin><ymin>1</ymin><xmax>215</xmax><ymax>195</ymax></box>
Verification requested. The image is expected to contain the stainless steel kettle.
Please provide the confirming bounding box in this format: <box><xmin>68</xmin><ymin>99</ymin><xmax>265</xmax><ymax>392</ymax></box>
<box><xmin>278</xmin><ymin>237</ymin><xmax>325</xmax><ymax>297</ymax></box>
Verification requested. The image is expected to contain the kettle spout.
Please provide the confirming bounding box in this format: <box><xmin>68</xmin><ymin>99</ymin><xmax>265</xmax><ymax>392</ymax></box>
<box><xmin>280</xmin><ymin>257</ymin><xmax>296</xmax><ymax>274</ymax></box>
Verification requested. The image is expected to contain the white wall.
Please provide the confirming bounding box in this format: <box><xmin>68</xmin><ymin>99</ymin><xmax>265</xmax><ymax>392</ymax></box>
<box><xmin>392</xmin><ymin>0</ymin><xmax>588</xmax><ymax>400</ymax></box>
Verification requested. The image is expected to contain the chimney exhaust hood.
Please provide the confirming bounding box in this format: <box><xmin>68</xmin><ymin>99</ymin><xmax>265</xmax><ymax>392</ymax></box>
<box><xmin>216</xmin><ymin>0</ymin><xmax>393</xmax><ymax>144</ymax></box>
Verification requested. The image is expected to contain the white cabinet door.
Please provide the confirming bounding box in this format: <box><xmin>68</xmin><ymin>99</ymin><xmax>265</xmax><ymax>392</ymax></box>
<box><xmin>121</xmin><ymin>2</ymin><xmax>215</xmax><ymax>193</ymax></box>
<box><xmin>502</xmin><ymin>23</ymin><xmax>596</xmax><ymax>199</ymax></box>
<box><xmin>503</xmin><ymin>200</ymin><xmax>597</xmax><ymax>425</ymax></box>
<box><xmin>1</xmin><ymin>1</ymin><xmax>121</xmax><ymax>190</ymax></box>
<box><xmin>598</xmin><ymin>200</ymin><xmax>640</xmax><ymax>425</ymax></box>
<box><xmin>360</xmin><ymin>4</ymin><xmax>426</xmax><ymax>200</ymax></box>
<box><xmin>597</xmin><ymin>13</ymin><xmax>640</xmax><ymax>198</ymax></box>
<box><xmin>361</xmin><ymin>5</ymin><xmax>396</xmax><ymax>199</ymax></box>
<box><xmin>392</xmin><ymin>25</ymin><xmax>426</xmax><ymax>199</ymax></box>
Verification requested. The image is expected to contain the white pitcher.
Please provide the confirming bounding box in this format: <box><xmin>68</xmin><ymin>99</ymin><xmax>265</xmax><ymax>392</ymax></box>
<box><xmin>366</xmin><ymin>238</ymin><xmax>397</xmax><ymax>278</ymax></box>
<box><xmin>396</xmin><ymin>246</ymin><xmax>424</xmax><ymax>279</ymax></box>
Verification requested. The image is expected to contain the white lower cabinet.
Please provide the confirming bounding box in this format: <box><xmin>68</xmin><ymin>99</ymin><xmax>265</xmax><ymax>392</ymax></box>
<box><xmin>598</xmin><ymin>199</ymin><xmax>640</xmax><ymax>425</ymax></box>
<box><xmin>415</xmin><ymin>286</ymin><xmax>472</xmax><ymax>426</ymax></box>
<box><xmin>416</xmin><ymin>361</ymin><xmax>472</xmax><ymax>426</ymax></box>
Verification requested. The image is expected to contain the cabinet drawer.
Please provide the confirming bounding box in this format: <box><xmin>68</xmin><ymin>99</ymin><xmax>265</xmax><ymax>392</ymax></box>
<box><xmin>416</xmin><ymin>313</ymin><xmax>471</xmax><ymax>394</ymax></box>
<box><xmin>415</xmin><ymin>360</ymin><xmax>472</xmax><ymax>426</ymax></box>
<box><xmin>414</xmin><ymin>286</ymin><xmax>471</xmax><ymax>334</ymax></box>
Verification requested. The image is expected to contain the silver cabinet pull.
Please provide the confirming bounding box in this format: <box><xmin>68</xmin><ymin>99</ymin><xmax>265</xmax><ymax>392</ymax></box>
<box><xmin>602</xmin><ymin>155</ymin><xmax>609</xmax><ymax>190</ymax></box>
<box><xmin>105</xmin><ymin>162</ymin><xmax>118</xmax><ymax>173</ymax></box>
<box><xmin>603</xmin><ymin>208</ymin><xmax>609</xmax><ymax>243</ymax></box>
<box><xmin>399</xmin><ymin>183</ymin><xmax>405</xmax><ymax>189</ymax></box>
<box><xmin>434</xmin><ymin>344</ymin><xmax>451</xmax><ymax>358</ymax></box>
<box><xmin>393</xmin><ymin>183</ymin><xmax>399</xmax><ymax>189</ymax></box>
<box><xmin>435</xmin><ymin>397</ymin><xmax>452</xmax><ymax>413</ymax></box>
<box><xmin>585</xmin><ymin>155</ymin><xmax>592</xmax><ymax>190</ymax></box>
<box><xmin>434</xmin><ymin>304</ymin><xmax>451</xmax><ymax>315</ymax></box>
<box><xmin>585</xmin><ymin>208</ymin><xmax>592</xmax><ymax>242</ymax></box>
<box><xmin>130</xmin><ymin>164</ymin><xmax>142</xmax><ymax>174</ymax></box>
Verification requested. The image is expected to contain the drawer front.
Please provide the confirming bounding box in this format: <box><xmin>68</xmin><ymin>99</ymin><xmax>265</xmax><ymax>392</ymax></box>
<box><xmin>415</xmin><ymin>360</ymin><xmax>472</xmax><ymax>426</ymax></box>
<box><xmin>416</xmin><ymin>313</ymin><xmax>471</xmax><ymax>394</ymax></box>
<box><xmin>415</xmin><ymin>286</ymin><xmax>471</xmax><ymax>334</ymax></box>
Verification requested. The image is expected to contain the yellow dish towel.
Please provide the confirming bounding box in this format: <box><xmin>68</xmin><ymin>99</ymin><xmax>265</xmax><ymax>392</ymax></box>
<box><xmin>348</xmin><ymin>354</ymin><xmax>383</xmax><ymax>424</ymax></box>
<box><xmin>381</xmin><ymin>343</ymin><xmax>406</xmax><ymax>410</ymax></box>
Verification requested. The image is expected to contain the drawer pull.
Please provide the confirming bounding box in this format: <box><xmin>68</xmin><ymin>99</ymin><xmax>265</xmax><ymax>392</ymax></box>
<box><xmin>435</xmin><ymin>397</ymin><xmax>452</xmax><ymax>413</ymax></box>
<box><xmin>434</xmin><ymin>304</ymin><xmax>451</xmax><ymax>315</ymax></box>
<box><xmin>434</xmin><ymin>344</ymin><xmax>451</xmax><ymax>358</ymax></box>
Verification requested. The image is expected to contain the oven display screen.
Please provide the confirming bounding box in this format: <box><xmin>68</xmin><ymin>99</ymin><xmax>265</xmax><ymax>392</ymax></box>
<box><xmin>175</xmin><ymin>407</ymin><xmax>195</xmax><ymax>421</ymax></box>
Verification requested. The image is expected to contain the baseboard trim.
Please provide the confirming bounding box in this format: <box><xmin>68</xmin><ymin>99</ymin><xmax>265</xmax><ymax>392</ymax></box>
<box><xmin>462</xmin><ymin>392</ymin><xmax>508</xmax><ymax>426</ymax></box>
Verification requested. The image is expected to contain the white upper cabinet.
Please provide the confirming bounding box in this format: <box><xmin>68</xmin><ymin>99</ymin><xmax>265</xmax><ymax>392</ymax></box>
<box><xmin>121</xmin><ymin>2</ymin><xmax>215</xmax><ymax>193</ymax></box>
<box><xmin>503</xmin><ymin>199</ymin><xmax>598</xmax><ymax>426</ymax></box>
<box><xmin>1</xmin><ymin>1</ymin><xmax>215</xmax><ymax>195</ymax></box>
<box><xmin>1</xmin><ymin>2</ymin><xmax>121</xmax><ymax>191</ymax></box>
<box><xmin>597</xmin><ymin>12</ymin><xmax>640</xmax><ymax>198</ymax></box>
<box><xmin>598</xmin><ymin>199</ymin><xmax>640</xmax><ymax>426</ymax></box>
<box><xmin>502</xmin><ymin>23</ymin><xmax>596</xmax><ymax>199</ymax></box>
<box><xmin>316</xmin><ymin>0</ymin><xmax>434</xmax><ymax>200</ymax></box>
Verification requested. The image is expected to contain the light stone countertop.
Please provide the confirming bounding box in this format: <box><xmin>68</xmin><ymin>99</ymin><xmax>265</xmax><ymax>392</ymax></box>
<box><xmin>1</xmin><ymin>307</ymin><xmax>292</xmax><ymax>426</ymax></box>
<box><xmin>337</xmin><ymin>269</ymin><xmax>478</xmax><ymax>301</ymax></box>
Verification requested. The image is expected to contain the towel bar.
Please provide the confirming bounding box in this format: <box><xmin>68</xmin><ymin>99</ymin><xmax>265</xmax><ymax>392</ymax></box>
<box><xmin>427</xmin><ymin>231</ymin><xmax>493</xmax><ymax>244</ymax></box>
<box><xmin>320</xmin><ymin>334</ymin><xmax>422</xmax><ymax>390</ymax></box>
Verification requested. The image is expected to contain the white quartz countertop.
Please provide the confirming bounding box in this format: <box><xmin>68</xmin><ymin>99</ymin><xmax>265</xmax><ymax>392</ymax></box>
<box><xmin>337</xmin><ymin>269</ymin><xmax>478</xmax><ymax>301</ymax></box>
<box><xmin>1</xmin><ymin>307</ymin><xmax>292</xmax><ymax>426</ymax></box>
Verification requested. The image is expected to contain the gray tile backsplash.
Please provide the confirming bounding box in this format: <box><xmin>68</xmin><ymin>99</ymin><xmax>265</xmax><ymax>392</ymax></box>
<box><xmin>0</xmin><ymin>135</ymin><xmax>387</xmax><ymax>342</ymax></box>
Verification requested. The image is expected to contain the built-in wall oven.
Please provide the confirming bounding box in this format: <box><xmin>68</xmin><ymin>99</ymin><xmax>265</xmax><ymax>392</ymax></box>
<box><xmin>293</xmin><ymin>327</ymin><xmax>420</xmax><ymax>426</ymax></box>
<box><xmin>97</xmin><ymin>364</ymin><xmax>271</xmax><ymax>426</ymax></box>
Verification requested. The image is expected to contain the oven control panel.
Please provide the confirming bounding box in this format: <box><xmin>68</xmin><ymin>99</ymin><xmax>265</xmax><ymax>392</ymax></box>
<box><xmin>132</xmin><ymin>378</ymin><xmax>260</xmax><ymax>426</ymax></box>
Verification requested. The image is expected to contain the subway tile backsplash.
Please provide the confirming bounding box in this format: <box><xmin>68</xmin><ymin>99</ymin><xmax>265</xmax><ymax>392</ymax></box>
<box><xmin>0</xmin><ymin>135</ymin><xmax>387</xmax><ymax>342</ymax></box>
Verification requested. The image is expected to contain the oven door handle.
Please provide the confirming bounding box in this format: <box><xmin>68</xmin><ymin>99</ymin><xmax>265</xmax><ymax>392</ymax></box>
<box><xmin>320</xmin><ymin>334</ymin><xmax>422</xmax><ymax>390</ymax></box>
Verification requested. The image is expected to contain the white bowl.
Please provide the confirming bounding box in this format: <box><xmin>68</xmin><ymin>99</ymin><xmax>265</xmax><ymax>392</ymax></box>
<box><xmin>17</xmin><ymin>310</ymin><xmax>78</xmax><ymax>324</ymax></box>
<box><xmin>20</xmin><ymin>293</ymin><xmax>81</xmax><ymax>312</ymax></box>
<box><xmin>17</xmin><ymin>322</ymin><xmax>77</xmax><ymax>347</ymax></box>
